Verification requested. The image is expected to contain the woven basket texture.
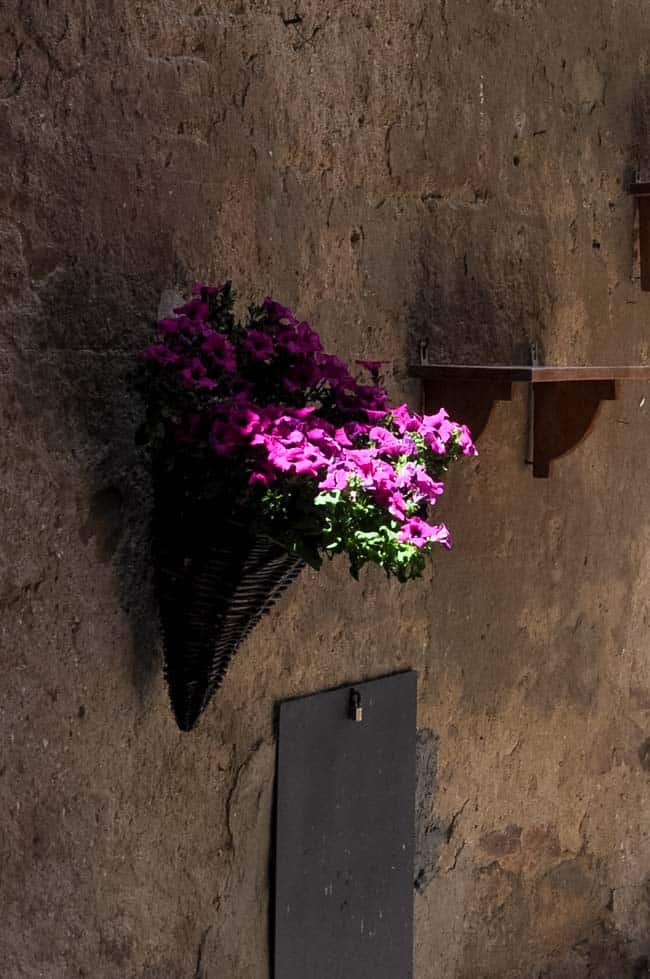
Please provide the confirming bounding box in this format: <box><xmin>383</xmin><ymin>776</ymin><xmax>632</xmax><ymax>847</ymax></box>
<box><xmin>154</xmin><ymin>471</ymin><xmax>303</xmax><ymax>730</ymax></box>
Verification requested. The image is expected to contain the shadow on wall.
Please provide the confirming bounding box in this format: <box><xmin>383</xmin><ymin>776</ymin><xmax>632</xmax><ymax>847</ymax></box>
<box><xmin>26</xmin><ymin>255</ymin><xmax>186</xmax><ymax>708</ymax></box>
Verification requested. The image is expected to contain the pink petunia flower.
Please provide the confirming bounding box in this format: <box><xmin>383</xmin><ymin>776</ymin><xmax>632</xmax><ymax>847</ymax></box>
<box><xmin>398</xmin><ymin>518</ymin><xmax>452</xmax><ymax>549</ymax></box>
<box><xmin>390</xmin><ymin>404</ymin><xmax>422</xmax><ymax>434</ymax></box>
<box><xmin>458</xmin><ymin>424</ymin><xmax>478</xmax><ymax>456</ymax></box>
<box><xmin>248</xmin><ymin>467</ymin><xmax>276</xmax><ymax>488</ymax></box>
<box><xmin>225</xmin><ymin>401</ymin><xmax>261</xmax><ymax>436</ymax></box>
<box><xmin>388</xmin><ymin>491</ymin><xmax>408</xmax><ymax>521</ymax></box>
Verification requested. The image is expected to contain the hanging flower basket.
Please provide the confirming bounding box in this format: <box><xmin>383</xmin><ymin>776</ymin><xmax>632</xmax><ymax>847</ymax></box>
<box><xmin>153</xmin><ymin>470</ymin><xmax>304</xmax><ymax>731</ymax></box>
<box><xmin>137</xmin><ymin>283</ymin><xmax>476</xmax><ymax>730</ymax></box>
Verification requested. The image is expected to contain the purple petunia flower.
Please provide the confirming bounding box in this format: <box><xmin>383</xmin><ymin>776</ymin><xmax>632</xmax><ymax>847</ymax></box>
<box><xmin>316</xmin><ymin>354</ymin><xmax>354</xmax><ymax>387</ymax></box>
<box><xmin>369</xmin><ymin>426</ymin><xmax>415</xmax><ymax>458</ymax></box>
<box><xmin>248</xmin><ymin>466</ymin><xmax>276</xmax><ymax>488</ymax></box>
<box><xmin>225</xmin><ymin>401</ymin><xmax>261</xmax><ymax>436</ymax></box>
<box><xmin>179</xmin><ymin>358</ymin><xmax>217</xmax><ymax>389</ymax></box>
<box><xmin>157</xmin><ymin>317</ymin><xmax>182</xmax><ymax>337</ymax></box>
<box><xmin>396</xmin><ymin>463</ymin><xmax>445</xmax><ymax>502</ymax></box>
<box><xmin>282</xmin><ymin>359</ymin><xmax>320</xmax><ymax>392</ymax></box>
<box><xmin>209</xmin><ymin>419</ymin><xmax>246</xmax><ymax>456</ymax></box>
<box><xmin>142</xmin><ymin>344</ymin><xmax>179</xmax><ymax>366</ymax></box>
<box><xmin>365</xmin><ymin>409</ymin><xmax>388</xmax><ymax>422</ymax></box>
<box><xmin>282</xmin><ymin>322</ymin><xmax>323</xmax><ymax>356</ymax></box>
<box><xmin>388</xmin><ymin>491</ymin><xmax>408</xmax><ymax>521</ymax></box>
<box><xmin>202</xmin><ymin>332</ymin><xmax>237</xmax><ymax>372</ymax></box>
<box><xmin>318</xmin><ymin>465</ymin><xmax>351</xmax><ymax>491</ymax></box>
<box><xmin>263</xmin><ymin>297</ymin><xmax>297</xmax><ymax>327</ymax></box>
<box><xmin>344</xmin><ymin>421</ymin><xmax>371</xmax><ymax>440</ymax></box>
<box><xmin>458</xmin><ymin>424</ymin><xmax>478</xmax><ymax>456</ymax></box>
<box><xmin>398</xmin><ymin>517</ymin><xmax>452</xmax><ymax>549</ymax></box>
<box><xmin>244</xmin><ymin>329</ymin><xmax>275</xmax><ymax>361</ymax></box>
<box><xmin>174</xmin><ymin>298</ymin><xmax>209</xmax><ymax>321</ymax></box>
<box><xmin>139</xmin><ymin>281</ymin><xmax>472</xmax><ymax>580</ymax></box>
<box><xmin>284</xmin><ymin>444</ymin><xmax>328</xmax><ymax>476</ymax></box>
<box><xmin>390</xmin><ymin>404</ymin><xmax>422</xmax><ymax>434</ymax></box>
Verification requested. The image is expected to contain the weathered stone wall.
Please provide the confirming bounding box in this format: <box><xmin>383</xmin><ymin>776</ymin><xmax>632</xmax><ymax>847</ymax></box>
<box><xmin>2</xmin><ymin>2</ymin><xmax>650</xmax><ymax>976</ymax></box>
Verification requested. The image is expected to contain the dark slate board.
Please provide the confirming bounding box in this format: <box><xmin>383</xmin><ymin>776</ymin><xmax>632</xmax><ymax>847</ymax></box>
<box><xmin>274</xmin><ymin>671</ymin><xmax>417</xmax><ymax>979</ymax></box>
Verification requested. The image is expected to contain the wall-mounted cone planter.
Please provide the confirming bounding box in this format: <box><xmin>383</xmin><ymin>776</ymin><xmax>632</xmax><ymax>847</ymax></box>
<box><xmin>153</xmin><ymin>469</ymin><xmax>304</xmax><ymax>731</ymax></box>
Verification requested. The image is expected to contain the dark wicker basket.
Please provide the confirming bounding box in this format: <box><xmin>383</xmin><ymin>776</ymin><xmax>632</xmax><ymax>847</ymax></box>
<box><xmin>153</xmin><ymin>471</ymin><xmax>304</xmax><ymax>731</ymax></box>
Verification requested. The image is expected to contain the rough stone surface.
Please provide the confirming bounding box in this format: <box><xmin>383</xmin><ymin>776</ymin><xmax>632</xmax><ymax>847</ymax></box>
<box><xmin>1</xmin><ymin>1</ymin><xmax>650</xmax><ymax>976</ymax></box>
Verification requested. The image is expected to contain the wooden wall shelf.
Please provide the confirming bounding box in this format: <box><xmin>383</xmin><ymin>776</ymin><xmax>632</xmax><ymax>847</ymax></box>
<box><xmin>409</xmin><ymin>364</ymin><xmax>650</xmax><ymax>478</ymax></box>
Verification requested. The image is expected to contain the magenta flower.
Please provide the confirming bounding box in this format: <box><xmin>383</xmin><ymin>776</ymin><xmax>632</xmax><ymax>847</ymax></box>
<box><xmin>291</xmin><ymin>406</ymin><xmax>318</xmax><ymax>419</ymax></box>
<box><xmin>396</xmin><ymin>463</ymin><xmax>445</xmax><ymax>502</ymax></box>
<box><xmin>388</xmin><ymin>492</ymin><xmax>408</xmax><ymax>521</ymax></box>
<box><xmin>282</xmin><ymin>359</ymin><xmax>320</xmax><ymax>392</ymax></box>
<box><xmin>140</xmin><ymin>281</ymin><xmax>473</xmax><ymax>582</ymax></box>
<box><xmin>192</xmin><ymin>281</ymin><xmax>225</xmax><ymax>297</ymax></box>
<box><xmin>316</xmin><ymin>354</ymin><xmax>354</xmax><ymax>387</ymax></box>
<box><xmin>306</xmin><ymin>425</ymin><xmax>333</xmax><ymax>441</ymax></box>
<box><xmin>248</xmin><ymin>467</ymin><xmax>275</xmax><ymax>488</ymax></box>
<box><xmin>244</xmin><ymin>330</ymin><xmax>275</xmax><ymax>361</ymax></box>
<box><xmin>390</xmin><ymin>404</ymin><xmax>422</xmax><ymax>434</ymax></box>
<box><xmin>262</xmin><ymin>439</ymin><xmax>292</xmax><ymax>472</ymax></box>
<box><xmin>420</xmin><ymin>409</ymin><xmax>460</xmax><ymax>451</ymax></box>
<box><xmin>158</xmin><ymin>314</ymin><xmax>196</xmax><ymax>341</ymax></box>
<box><xmin>225</xmin><ymin>401</ymin><xmax>261</xmax><ymax>436</ymax></box>
<box><xmin>369</xmin><ymin>426</ymin><xmax>415</xmax><ymax>458</ymax></box>
<box><xmin>398</xmin><ymin>517</ymin><xmax>452</xmax><ymax>549</ymax></box>
<box><xmin>202</xmin><ymin>332</ymin><xmax>237</xmax><ymax>372</ymax></box>
<box><xmin>458</xmin><ymin>424</ymin><xmax>478</xmax><ymax>456</ymax></box>
<box><xmin>157</xmin><ymin>317</ymin><xmax>182</xmax><ymax>337</ymax></box>
<box><xmin>344</xmin><ymin>421</ymin><xmax>371</xmax><ymax>440</ymax></box>
<box><xmin>365</xmin><ymin>409</ymin><xmax>387</xmax><ymax>422</ymax></box>
<box><xmin>284</xmin><ymin>444</ymin><xmax>328</xmax><ymax>476</ymax></box>
<box><xmin>179</xmin><ymin>358</ymin><xmax>217</xmax><ymax>389</ymax></box>
<box><xmin>423</xmin><ymin>430</ymin><xmax>447</xmax><ymax>454</ymax></box>
<box><xmin>345</xmin><ymin>449</ymin><xmax>377</xmax><ymax>477</ymax></box>
<box><xmin>335</xmin><ymin>391</ymin><xmax>366</xmax><ymax>413</ymax></box>
<box><xmin>174</xmin><ymin>298</ymin><xmax>209</xmax><ymax>320</ymax></box>
<box><xmin>318</xmin><ymin>465</ymin><xmax>351</xmax><ymax>491</ymax></box>
<box><xmin>282</xmin><ymin>322</ymin><xmax>323</xmax><ymax>356</ymax></box>
<box><xmin>263</xmin><ymin>297</ymin><xmax>297</xmax><ymax>326</ymax></box>
<box><xmin>369</xmin><ymin>461</ymin><xmax>401</xmax><ymax>506</ymax></box>
<box><xmin>209</xmin><ymin>419</ymin><xmax>246</xmax><ymax>456</ymax></box>
<box><xmin>333</xmin><ymin>426</ymin><xmax>353</xmax><ymax>447</ymax></box>
<box><xmin>142</xmin><ymin>344</ymin><xmax>179</xmax><ymax>366</ymax></box>
<box><xmin>305</xmin><ymin>424</ymin><xmax>338</xmax><ymax>456</ymax></box>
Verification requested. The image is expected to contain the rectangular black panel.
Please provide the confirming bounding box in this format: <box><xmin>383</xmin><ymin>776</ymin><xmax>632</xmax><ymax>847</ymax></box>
<box><xmin>274</xmin><ymin>671</ymin><xmax>417</xmax><ymax>979</ymax></box>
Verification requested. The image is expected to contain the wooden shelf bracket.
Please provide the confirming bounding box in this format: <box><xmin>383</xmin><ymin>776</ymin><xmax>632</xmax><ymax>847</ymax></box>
<box><xmin>409</xmin><ymin>363</ymin><xmax>650</xmax><ymax>478</ymax></box>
